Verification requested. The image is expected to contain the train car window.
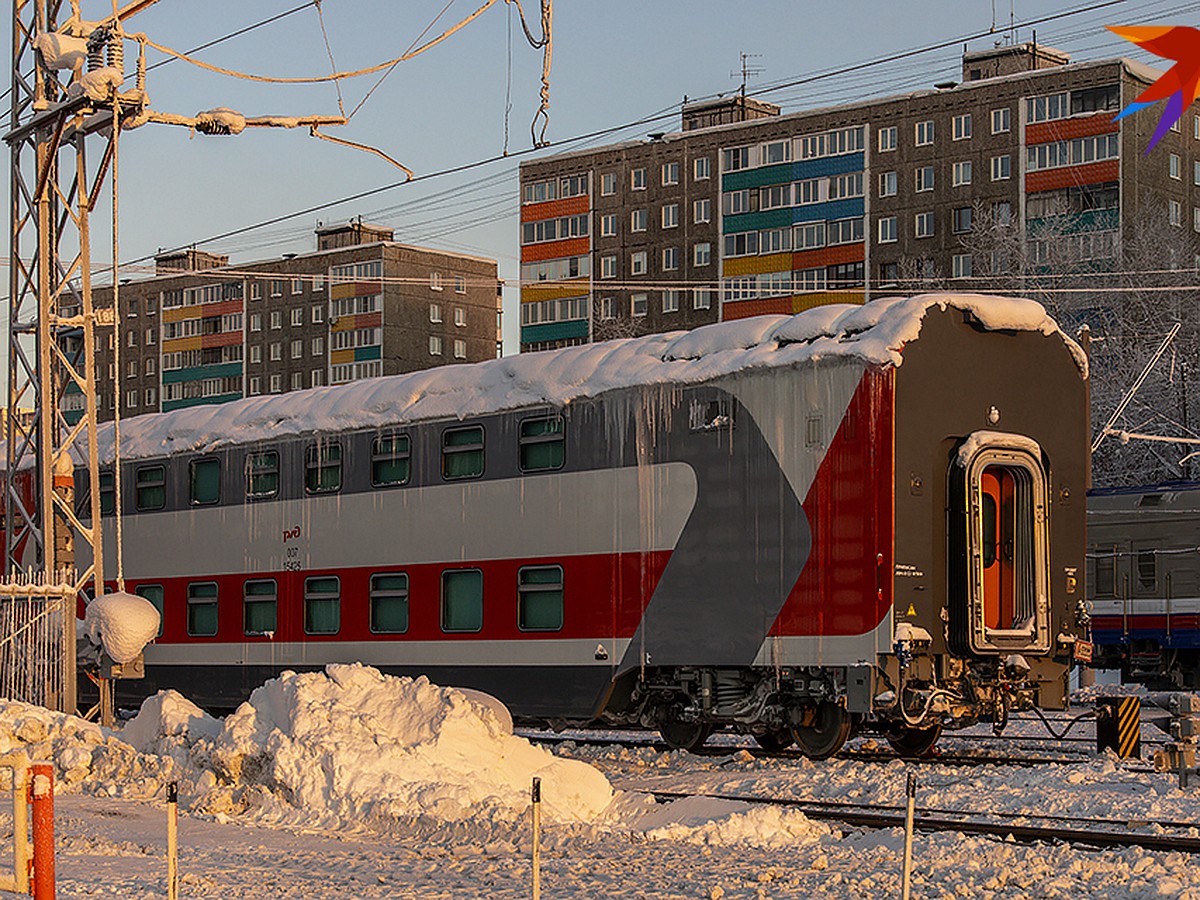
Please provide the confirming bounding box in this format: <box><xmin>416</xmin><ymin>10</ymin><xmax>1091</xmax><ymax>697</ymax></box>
<box><xmin>371</xmin><ymin>435</ymin><xmax>411</xmax><ymax>487</ymax></box>
<box><xmin>186</xmin><ymin>582</ymin><xmax>218</xmax><ymax>636</ymax></box>
<box><xmin>441</xmin><ymin>568</ymin><xmax>483</xmax><ymax>632</ymax></box>
<box><xmin>370</xmin><ymin>573</ymin><xmax>409</xmax><ymax>633</ymax></box>
<box><xmin>99</xmin><ymin>470</ymin><xmax>115</xmax><ymax>516</ymax></box>
<box><xmin>442</xmin><ymin>426</ymin><xmax>484</xmax><ymax>480</ymax></box>
<box><xmin>1093</xmin><ymin>546</ymin><xmax>1117</xmax><ymax>597</ymax></box>
<box><xmin>135</xmin><ymin>465</ymin><xmax>166</xmax><ymax>511</ymax></box>
<box><xmin>519</xmin><ymin>417</ymin><xmax>565</xmax><ymax>472</ymax></box>
<box><xmin>305</xmin><ymin>442</ymin><xmax>342</xmax><ymax>494</ymax></box>
<box><xmin>189</xmin><ymin>458</ymin><xmax>221</xmax><ymax>506</ymax></box>
<box><xmin>518</xmin><ymin>565</ymin><xmax>564</xmax><ymax>631</ymax></box>
<box><xmin>304</xmin><ymin>576</ymin><xmax>341</xmax><ymax>634</ymax></box>
<box><xmin>246</xmin><ymin>451</ymin><xmax>280</xmax><ymax>499</ymax></box>
<box><xmin>134</xmin><ymin>584</ymin><xmax>164</xmax><ymax>637</ymax></box>
<box><xmin>1136</xmin><ymin>548</ymin><xmax>1158</xmax><ymax>592</ymax></box>
<box><xmin>244</xmin><ymin>579</ymin><xmax>278</xmax><ymax>635</ymax></box>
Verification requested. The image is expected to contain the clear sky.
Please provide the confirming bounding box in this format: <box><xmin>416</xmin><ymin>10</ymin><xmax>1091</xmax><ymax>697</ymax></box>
<box><xmin>0</xmin><ymin>0</ymin><xmax>1181</xmax><ymax>352</ymax></box>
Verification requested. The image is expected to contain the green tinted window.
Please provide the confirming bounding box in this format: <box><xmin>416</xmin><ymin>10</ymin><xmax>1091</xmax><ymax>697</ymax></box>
<box><xmin>243</xmin><ymin>579</ymin><xmax>277</xmax><ymax>634</ymax></box>
<box><xmin>441</xmin><ymin>569</ymin><xmax>483</xmax><ymax>632</ymax></box>
<box><xmin>518</xmin><ymin>565</ymin><xmax>564</xmax><ymax>631</ymax></box>
<box><xmin>370</xmin><ymin>573</ymin><xmax>409</xmax><ymax>633</ymax></box>
<box><xmin>372</xmin><ymin>434</ymin><xmax>411</xmax><ymax>487</ymax></box>
<box><xmin>187</xmin><ymin>582</ymin><xmax>218</xmax><ymax>636</ymax></box>
<box><xmin>136</xmin><ymin>465</ymin><xmax>165</xmax><ymax>510</ymax></box>
<box><xmin>247</xmin><ymin>451</ymin><xmax>279</xmax><ymax>499</ymax></box>
<box><xmin>442</xmin><ymin>426</ymin><xmax>484</xmax><ymax>480</ymax></box>
<box><xmin>190</xmin><ymin>458</ymin><xmax>220</xmax><ymax>505</ymax></box>
<box><xmin>304</xmin><ymin>576</ymin><xmax>340</xmax><ymax>634</ymax></box>
<box><xmin>99</xmin><ymin>470</ymin><xmax>116</xmax><ymax>516</ymax></box>
<box><xmin>134</xmin><ymin>584</ymin><xmax>164</xmax><ymax>637</ymax></box>
<box><xmin>519</xmin><ymin>417</ymin><xmax>565</xmax><ymax>472</ymax></box>
<box><xmin>305</xmin><ymin>443</ymin><xmax>342</xmax><ymax>494</ymax></box>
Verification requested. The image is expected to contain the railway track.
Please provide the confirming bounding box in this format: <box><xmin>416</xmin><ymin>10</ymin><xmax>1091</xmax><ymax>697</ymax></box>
<box><xmin>628</xmin><ymin>787</ymin><xmax>1200</xmax><ymax>853</ymax></box>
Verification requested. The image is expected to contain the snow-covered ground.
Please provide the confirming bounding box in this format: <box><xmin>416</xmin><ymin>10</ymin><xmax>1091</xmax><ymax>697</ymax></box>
<box><xmin>0</xmin><ymin>665</ymin><xmax>1196</xmax><ymax>899</ymax></box>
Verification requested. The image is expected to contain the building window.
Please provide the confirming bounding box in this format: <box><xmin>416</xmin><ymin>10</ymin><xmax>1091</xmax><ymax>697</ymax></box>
<box><xmin>631</xmin><ymin>167</ymin><xmax>646</xmax><ymax>190</ymax></box>
<box><xmin>249</xmin><ymin>376</ymin><xmax>261</xmax><ymax>396</ymax></box>
<box><xmin>454</xmin><ymin>274</ymin><xmax>466</xmax><ymax>294</ymax></box>
<box><xmin>135</xmin><ymin>465</ymin><xmax>165</xmax><ymax>510</ymax></box>
<box><xmin>430</xmin><ymin>272</ymin><xmax>443</xmax><ymax>291</ymax></box>
<box><xmin>693</xmin><ymin>198</ymin><xmax>711</xmax><ymax>223</ymax></box>
<box><xmin>878</xmin><ymin>216</ymin><xmax>898</xmax><ymax>243</ymax></box>
<box><xmin>1170</xmin><ymin>153</ymin><xmax>1181</xmax><ymax>179</ymax></box>
<box><xmin>662</xmin><ymin>203</ymin><xmax>679</xmax><ymax>228</ymax></box>
<box><xmin>915</xmin><ymin>120</ymin><xmax>934</xmax><ymax>146</ymax></box>
<box><xmin>915</xmin><ymin>211</ymin><xmax>934</xmax><ymax>238</ymax></box>
<box><xmin>270</xmin><ymin>311</ymin><xmax>282</xmax><ymax>329</ymax></box>
<box><xmin>305</xmin><ymin>442</ymin><xmax>342</xmax><ymax>494</ymax></box>
<box><xmin>127</xmin><ymin>360</ymin><xmax>138</xmax><ymax>379</ymax></box>
<box><xmin>722</xmin><ymin>146</ymin><xmax>751</xmax><ymax>172</ymax></box>
<box><xmin>662</xmin><ymin>161</ymin><xmax>679</xmax><ymax>185</ymax></box>
<box><xmin>600</xmin><ymin>255</ymin><xmax>617</xmax><ymax>278</ymax></box>
<box><xmin>312</xmin><ymin>304</ymin><xmax>324</xmax><ymax>323</ymax></box>
<box><xmin>291</xmin><ymin>277</ymin><xmax>304</xmax><ymax>295</ymax></box>
<box><xmin>372</xmin><ymin>433</ymin><xmax>411</xmax><ymax>486</ymax></box>
<box><xmin>693</xmin><ymin>156</ymin><xmax>710</xmax><ymax>180</ymax></box>
<box><xmin>601</xmin><ymin>172</ymin><xmax>616</xmax><ymax>195</ymax></box>
<box><xmin>631</xmin><ymin>208</ymin><xmax>647</xmax><ymax>232</ymax></box>
<box><xmin>600</xmin><ymin>213</ymin><xmax>617</xmax><ymax>237</ymax></box>
<box><xmin>244</xmin><ymin>580</ymin><xmax>277</xmax><ymax>635</ymax></box>
<box><xmin>599</xmin><ymin>296</ymin><xmax>614</xmax><ymax>319</ymax></box>
<box><xmin>441</xmin><ymin>569</ymin><xmax>483</xmax><ymax>632</ymax></box>
<box><xmin>269</xmin><ymin>374</ymin><xmax>282</xmax><ymax>393</ymax></box>
<box><xmin>631</xmin><ymin>293</ymin><xmax>648</xmax><ymax>317</ymax></box>
<box><xmin>144</xmin><ymin>387</ymin><xmax>156</xmax><ymax>406</ymax></box>
<box><xmin>370</xmin><ymin>573</ymin><xmax>409</xmax><ymax>633</ymax></box>
<box><xmin>290</xmin><ymin>308</ymin><xmax>303</xmax><ymax>327</ymax></box>
<box><xmin>310</xmin><ymin>369</ymin><xmax>323</xmax><ymax>387</ymax></box>
<box><xmin>311</xmin><ymin>336</ymin><xmax>324</xmax><ymax>355</ymax></box>
<box><xmin>291</xmin><ymin>339</ymin><xmax>303</xmax><ymax>359</ymax></box>
<box><xmin>250</xmin><ymin>313</ymin><xmax>262</xmax><ymax>332</ymax></box>
<box><xmin>518</xmin><ymin>565</ymin><xmax>564</xmax><ymax>631</ymax></box>
<box><xmin>145</xmin><ymin>328</ymin><xmax>156</xmax><ymax>345</ymax></box>
<box><xmin>952</xmin><ymin>160</ymin><xmax>972</xmax><ymax>186</ymax></box>
<box><xmin>443</xmin><ymin>425</ymin><xmax>484</xmax><ymax>479</ymax></box>
<box><xmin>952</xmin><ymin>253</ymin><xmax>973</xmax><ymax>279</ymax></box>
<box><xmin>126</xmin><ymin>390</ymin><xmax>137</xmax><ymax>409</ymax></box>
<box><xmin>952</xmin><ymin>206</ymin><xmax>973</xmax><ymax>234</ymax></box>
<box><xmin>187</xmin><ymin>582</ymin><xmax>218</xmax><ymax>637</ymax></box>
<box><xmin>991</xmin><ymin>155</ymin><xmax>1011</xmax><ymax>181</ymax></box>
<box><xmin>991</xmin><ymin>107</ymin><xmax>1010</xmax><ymax>133</ymax></box>
<box><xmin>249</xmin><ymin>345</ymin><xmax>262</xmax><ymax>364</ymax></box>
<box><xmin>1194</xmin><ymin>207</ymin><xmax>1200</xmax><ymax>233</ymax></box>
<box><xmin>429</xmin><ymin>335</ymin><xmax>443</xmax><ymax>356</ymax></box>
<box><xmin>304</xmin><ymin>576</ymin><xmax>340</xmax><ymax>635</ymax></box>
<box><xmin>631</xmin><ymin>251</ymin><xmax>647</xmax><ymax>275</ymax></box>
<box><xmin>250</xmin><ymin>281</ymin><xmax>262</xmax><ymax>301</ymax></box>
<box><xmin>189</xmin><ymin>458</ymin><xmax>220</xmax><ymax>506</ymax></box>
<box><xmin>878</xmin><ymin>126</ymin><xmax>897</xmax><ymax>152</ymax></box>
<box><xmin>291</xmin><ymin>372</ymin><xmax>303</xmax><ymax>390</ymax></box>
<box><xmin>693</xmin><ymin>288</ymin><xmax>712</xmax><ymax>310</ymax></box>
<box><xmin>879</xmin><ymin>171</ymin><xmax>897</xmax><ymax>197</ymax></box>
<box><xmin>453</xmin><ymin>339</ymin><xmax>466</xmax><ymax>359</ymax></box>
<box><xmin>519</xmin><ymin>416</ymin><xmax>565</xmax><ymax>472</ymax></box>
<box><xmin>1026</xmin><ymin>92</ymin><xmax>1069</xmax><ymax>123</ymax></box>
<box><xmin>127</xmin><ymin>330</ymin><xmax>137</xmax><ymax>348</ymax></box>
<box><xmin>313</xmin><ymin>275</ymin><xmax>325</xmax><ymax>292</ymax></box>
<box><xmin>269</xmin><ymin>342</ymin><xmax>282</xmax><ymax>361</ymax></box>
<box><xmin>694</xmin><ymin>242</ymin><xmax>711</xmax><ymax>266</ymax></box>
<box><xmin>429</xmin><ymin>302</ymin><xmax>442</xmax><ymax>323</ymax></box>
<box><xmin>994</xmin><ymin>200</ymin><xmax>1012</xmax><ymax>226</ymax></box>
<box><xmin>270</xmin><ymin>280</ymin><xmax>283</xmax><ymax>297</ymax></box>
<box><xmin>915</xmin><ymin>166</ymin><xmax>934</xmax><ymax>192</ymax></box>
<box><xmin>952</xmin><ymin>113</ymin><xmax>972</xmax><ymax>140</ymax></box>
<box><xmin>145</xmin><ymin>358</ymin><xmax>156</xmax><ymax>376</ymax></box>
<box><xmin>247</xmin><ymin>450</ymin><xmax>279</xmax><ymax>499</ymax></box>
<box><xmin>662</xmin><ymin>289</ymin><xmax>680</xmax><ymax>313</ymax></box>
<box><xmin>662</xmin><ymin>247</ymin><xmax>679</xmax><ymax>271</ymax></box>
<box><xmin>1170</xmin><ymin>198</ymin><xmax>1183</xmax><ymax>227</ymax></box>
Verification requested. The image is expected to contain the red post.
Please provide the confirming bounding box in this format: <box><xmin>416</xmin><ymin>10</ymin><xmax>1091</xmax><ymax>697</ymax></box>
<box><xmin>30</xmin><ymin>762</ymin><xmax>54</xmax><ymax>900</ymax></box>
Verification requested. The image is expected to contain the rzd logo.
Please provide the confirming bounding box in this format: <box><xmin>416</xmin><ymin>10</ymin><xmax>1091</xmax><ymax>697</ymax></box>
<box><xmin>1109</xmin><ymin>25</ymin><xmax>1200</xmax><ymax>153</ymax></box>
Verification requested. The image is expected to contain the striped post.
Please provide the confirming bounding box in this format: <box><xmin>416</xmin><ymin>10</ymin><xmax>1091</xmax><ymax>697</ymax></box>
<box><xmin>1096</xmin><ymin>697</ymin><xmax>1141</xmax><ymax>759</ymax></box>
<box><xmin>30</xmin><ymin>761</ymin><xmax>54</xmax><ymax>900</ymax></box>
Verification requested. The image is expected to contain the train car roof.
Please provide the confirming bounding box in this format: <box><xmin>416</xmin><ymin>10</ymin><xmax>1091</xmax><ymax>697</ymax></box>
<box><xmin>1088</xmin><ymin>481</ymin><xmax>1200</xmax><ymax>513</ymax></box>
<box><xmin>71</xmin><ymin>292</ymin><xmax>1083</xmax><ymax>464</ymax></box>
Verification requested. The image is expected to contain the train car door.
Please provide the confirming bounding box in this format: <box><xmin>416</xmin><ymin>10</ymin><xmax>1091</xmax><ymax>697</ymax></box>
<box><xmin>951</xmin><ymin>433</ymin><xmax>1052</xmax><ymax>655</ymax></box>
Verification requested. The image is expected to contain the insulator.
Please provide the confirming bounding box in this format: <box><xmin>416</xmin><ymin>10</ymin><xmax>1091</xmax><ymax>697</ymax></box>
<box><xmin>136</xmin><ymin>43</ymin><xmax>146</xmax><ymax>92</ymax></box>
<box><xmin>106</xmin><ymin>32</ymin><xmax>124</xmax><ymax>73</ymax></box>
<box><xmin>87</xmin><ymin>41</ymin><xmax>105</xmax><ymax>72</ymax></box>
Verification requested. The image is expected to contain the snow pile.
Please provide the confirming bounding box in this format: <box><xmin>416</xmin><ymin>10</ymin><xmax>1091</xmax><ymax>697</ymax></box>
<box><xmin>630</xmin><ymin>795</ymin><xmax>829</xmax><ymax>849</ymax></box>
<box><xmin>207</xmin><ymin>664</ymin><xmax>612</xmax><ymax>829</ymax></box>
<box><xmin>69</xmin><ymin>66</ymin><xmax>123</xmax><ymax>101</ymax></box>
<box><xmin>195</xmin><ymin>108</ymin><xmax>246</xmax><ymax>135</ymax></box>
<box><xmin>84</xmin><ymin>293</ymin><xmax>1083</xmax><ymax>464</ymax></box>
<box><xmin>83</xmin><ymin>591</ymin><xmax>161</xmax><ymax>663</ymax></box>
<box><xmin>34</xmin><ymin>32</ymin><xmax>87</xmax><ymax>71</ymax></box>
<box><xmin>121</xmin><ymin>690</ymin><xmax>221</xmax><ymax>765</ymax></box>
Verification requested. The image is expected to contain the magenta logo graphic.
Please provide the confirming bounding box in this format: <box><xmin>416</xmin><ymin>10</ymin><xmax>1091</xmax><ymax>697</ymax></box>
<box><xmin>1110</xmin><ymin>25</ymin><xmax>1200</xmax><ymax>153</ymax></box>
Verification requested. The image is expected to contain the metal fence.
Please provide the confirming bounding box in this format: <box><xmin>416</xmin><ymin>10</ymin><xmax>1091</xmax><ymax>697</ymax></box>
<box><xmin>0</xmin><ymin>572</ymin><xmax>76</xmax><ymax>713</ymax></box>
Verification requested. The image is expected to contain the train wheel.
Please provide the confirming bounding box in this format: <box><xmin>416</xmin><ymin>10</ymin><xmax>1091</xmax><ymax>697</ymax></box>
<box><xmin>658</xmin><ymin>716</ymin><xmax>713</xmax><ymax>753</ymax></box>
<box><xmin>885</xmin><ymin>723</ymin><xmax>942</xmax><ymax>759</ymax></box>
<box><xmin>753</xmin><ymin>729</ymin><xmax>795</xmax><ymax>752</ymax></box>
<box><xmin>791</xmin><ymin>702</ymin><xmax>851</xmax><ymax>760</ymax></box>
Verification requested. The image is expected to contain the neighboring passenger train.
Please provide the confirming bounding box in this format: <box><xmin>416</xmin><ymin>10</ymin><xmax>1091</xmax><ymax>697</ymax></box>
<box><xmin>9</xmin><ymin>293</ymin><xmax>1092</xmax><ymax>758</ymax></box>
<box><xmin>1088</xmin><ymin>483</ymin><xmax>1200</xmax><ymax>688</ymax></box>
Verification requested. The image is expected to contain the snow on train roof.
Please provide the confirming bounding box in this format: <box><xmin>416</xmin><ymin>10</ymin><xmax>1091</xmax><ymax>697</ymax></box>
<box><xmin>97</xmin><ymin>293</ymin><xmax>1085</xmax><ymax>463</ymax></box>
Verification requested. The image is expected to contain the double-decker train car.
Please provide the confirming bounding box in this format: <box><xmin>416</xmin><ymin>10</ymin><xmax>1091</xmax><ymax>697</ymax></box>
<box><xmin>1088</xmin><ymin>483</ymin><xmax>1200</xmax><ymax>688</ymax></box>
<box><xmin>55</xmin><ymin>293</ymin><xmax>1087</xmax><ymax>758</ymax></box>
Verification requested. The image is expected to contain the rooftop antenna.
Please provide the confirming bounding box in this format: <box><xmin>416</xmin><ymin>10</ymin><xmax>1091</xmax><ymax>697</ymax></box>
<box><xmin>731</xmin><ymin>52</ymin><xmax>763</xmax><ymax>99</ymax></box>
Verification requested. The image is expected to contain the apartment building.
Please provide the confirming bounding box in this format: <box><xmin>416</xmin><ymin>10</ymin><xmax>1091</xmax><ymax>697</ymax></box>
<box><xmin>518</xmin><ymin>43</ymin><xmax>1195</xmax><ymax>351</ymax></box>
<box><xmin>69</xmin><ymin>222</ymin><xmax>501</xmax><ymax>421</ymax></box>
